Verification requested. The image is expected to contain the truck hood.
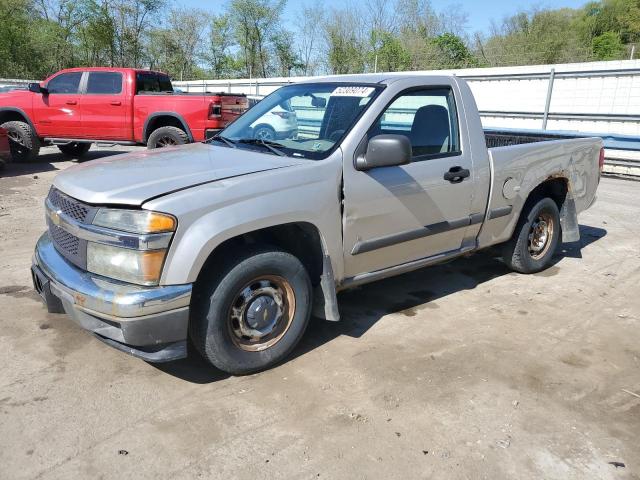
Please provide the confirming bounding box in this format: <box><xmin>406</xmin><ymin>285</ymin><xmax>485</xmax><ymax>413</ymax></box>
<box><xmin>53</xmin><ymin>142</ymin><xmax>305</xmax><ymax>206</ymax></box>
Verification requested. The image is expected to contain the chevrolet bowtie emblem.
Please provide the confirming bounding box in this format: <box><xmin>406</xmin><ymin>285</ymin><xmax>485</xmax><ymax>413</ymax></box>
<box><xmin>50</xmin><ymin>209</ymin><xmax>62</xmax><ymax>225</ymax></box>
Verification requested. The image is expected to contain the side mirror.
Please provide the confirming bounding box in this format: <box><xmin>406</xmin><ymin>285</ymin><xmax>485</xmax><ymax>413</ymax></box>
<box><xmin>311</xmin><ymin>96</ymin><xmax>326</xmax><ymax>108</ymax></box>
<box><xmin>355</xmin><ymin>134</ymin><xmax>412</xmax><ymax>171</ymax></box>
<box><xmin>28</xmin><ymin>83</ymin><xmax>47</xmax><ymax>94</ymax></box>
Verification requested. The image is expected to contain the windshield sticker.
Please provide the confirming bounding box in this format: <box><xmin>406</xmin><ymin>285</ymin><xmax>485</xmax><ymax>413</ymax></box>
<box><xmin>331</xmin><ymin>86</ymin><xmax>375</xmax><ymax>97</ymax></box>
<box><xmin>312</xmin><ymin>141</ymin><xmax>323</xmax><ymax>151</ymax></box>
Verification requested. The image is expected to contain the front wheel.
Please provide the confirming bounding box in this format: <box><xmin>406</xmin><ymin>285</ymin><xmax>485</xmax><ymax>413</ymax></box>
<box><xmin>502</xmin><ymin>197</ymin><xmax>562</xmax><ymax>274</ymax></box>
<box><xmin>1</xmin><ymin>120</ymin><xmax>40</xmax><ymax>162</ymax></box>
<box><xmin>190</xmin><ymin>246</ymin><xmax>312</xmax><ymax>375</ymax></box>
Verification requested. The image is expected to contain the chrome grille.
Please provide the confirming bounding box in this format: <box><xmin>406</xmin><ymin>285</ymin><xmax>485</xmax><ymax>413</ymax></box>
<box><xmin>46</xmin><ymin>188</ymin><xmax>95</xmax><ymax>269</ymax></box>
<box><xmin>49</xmin><ymin>223</ymin><xmax>80</xmax><ymax>257</ymax></box>
<box><xmin>48</xmin><ymin>187</ymin><xmax>92</xmax><ymax>223</ymax></box>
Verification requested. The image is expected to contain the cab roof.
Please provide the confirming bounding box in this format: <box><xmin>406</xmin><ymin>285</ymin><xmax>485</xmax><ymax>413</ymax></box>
<box><xmin>297</xmin><ymin>73</ymin><xmax>457</xmax><ymax>85</ymax></box>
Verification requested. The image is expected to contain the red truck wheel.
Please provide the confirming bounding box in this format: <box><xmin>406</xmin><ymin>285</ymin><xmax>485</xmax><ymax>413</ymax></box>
<box><xmin>1</xmin><ymin>121</ymin><xmax>40</xmax><ymax>162</ymax></box>
<box><xmin>147</xmin><ymin>126</ymin><xmax>188</xmax><ymax>149</ymax></box>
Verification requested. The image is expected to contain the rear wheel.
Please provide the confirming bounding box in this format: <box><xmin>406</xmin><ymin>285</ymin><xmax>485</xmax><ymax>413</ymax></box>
<box><xmin>190</xmin><ymin>245</ymin><xmax>312</xmax><ymax>375</ymax></box>
<box><xmin>253</xmin><ymin>125</ymin><xmax>276</xmax><ymax>141</ymax></box>
<box><xmin>502</xmin><ymin>197</ymin><xmax>561</xmax><ymax>273</ymax></box>
<box><xmin>147</xmin><ymin>126</ymin><xmax>188</xmax><ymax>149</ymax></box>
<box><xmin>1</xmin><ymin>120</ymin><xmax>40</xmax><ymax>162</ymax></box>
<box><xmin>58</xmin><ymin>142</ymin><xmax>91</xmax><ymax>158</ymax></box>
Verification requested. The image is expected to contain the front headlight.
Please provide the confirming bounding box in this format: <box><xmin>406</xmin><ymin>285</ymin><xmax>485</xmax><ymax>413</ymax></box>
<box><xmin>93</xmin><ymin>208</ymin><xmax>176</xmax><ymax>234</ymax></box>
<box><xmin>87</xmin><ymin>209</ymin><xmax>176</xmax><ymax>285</ymax></box>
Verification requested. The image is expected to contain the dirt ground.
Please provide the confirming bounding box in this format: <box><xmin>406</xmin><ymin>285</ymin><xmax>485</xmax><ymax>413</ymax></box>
<box><xmin>1</xmin><ymin>145</ymin><xmax>639</xmax><ymax>480</ymax></box>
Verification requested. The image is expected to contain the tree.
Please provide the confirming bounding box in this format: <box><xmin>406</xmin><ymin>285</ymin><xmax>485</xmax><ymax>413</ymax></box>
<box><xmin>323</xmin><ymin>9</ymin><xmax>367</xmax><ymax>74</ymax></box>
<box><xmin>592</xmin><ymin>31</ymin><xmax>625</xmax><ymax>58</ymax></box>
<box><xmin>482</xmin><ymin>8</ymin><xmax>590</xmax><ymax>66</ymax></box>
<box><xmin>0</xmin><ymin>0</ymin><xmax>47</xmax><ymax>78</ymax></box>
<box><xmin>271</xmin><ymin>30</ymin><xmax>303</xmax><ymax>76</ymax></box>
<box><xmin>110</xmin><ymin>0</ymin><xmax>165</xmax><ymax>68</ymax></box>
<box><xmin>371</xmin><ymin>30</ymin><xmax>411</xmax><ymax>72</ymax></box>
<box><xmin>431</xmin><ymin>33</ymin><xmax>476</xmax><ymax>68</ymax></box>
<box><xmin>206</xmin><ymin>14</ymin><xmax>237</xmax><ymax>78</ymax></box>
<box><xmin>229</xmin><ymin>0</ymin><xmax>285</xmax><ymax>77</ymax></box>
<box><xmin>295</xmin><ymin>5</ymin><xmax>324</xmax><ymax>75</ymax></box>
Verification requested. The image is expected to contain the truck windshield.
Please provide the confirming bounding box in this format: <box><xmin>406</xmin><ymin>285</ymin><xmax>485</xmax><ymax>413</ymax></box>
<box><xmin>216</xmin><ymin>83</ymin><xmax>384</xmax><ymax>160</ymax></box>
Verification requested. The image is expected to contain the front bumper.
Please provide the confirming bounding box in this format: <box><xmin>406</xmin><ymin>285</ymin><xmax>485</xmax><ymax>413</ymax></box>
<box><xmin>32</xmin><ymin>232</ymin><xmax>192</xmax><ymax>362</ymax></box>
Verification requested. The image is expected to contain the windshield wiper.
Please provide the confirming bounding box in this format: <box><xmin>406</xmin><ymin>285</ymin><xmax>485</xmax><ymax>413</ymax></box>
<box><xmin>208</xmin><ymin>134</ymin><xmax>236</xmax><ymax>148</ymax></box>
<box><xmin>236</xmin><ymin>138</ymin><xmax>287</xmax><ymax>156</ymax></box>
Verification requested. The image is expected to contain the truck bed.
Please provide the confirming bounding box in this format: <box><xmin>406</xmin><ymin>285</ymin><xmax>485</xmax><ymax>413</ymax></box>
<box><xmin>477</xmin><ymin>135</ymin><xmax>602</xmax><ymax>250</ymax></box>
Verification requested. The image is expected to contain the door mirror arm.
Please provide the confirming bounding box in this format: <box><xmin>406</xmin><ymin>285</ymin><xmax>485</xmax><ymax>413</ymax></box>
<box><xmin>355</xmin><ymin>134</ymin><xmax>412</xmax><ymax>171</ymax></box>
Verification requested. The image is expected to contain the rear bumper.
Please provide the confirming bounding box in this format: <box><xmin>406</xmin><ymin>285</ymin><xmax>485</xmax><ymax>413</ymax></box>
<box><xmin>32</xmin><ymin>232</ymin><xmax>192</xmax><ymax>362</ymax></box>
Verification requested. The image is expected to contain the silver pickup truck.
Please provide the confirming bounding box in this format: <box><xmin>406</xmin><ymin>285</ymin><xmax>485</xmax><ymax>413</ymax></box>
<box><xmin>31</xmin><ymin>74</ymin><xmax>602</xmax><ymax>374</ymax></box>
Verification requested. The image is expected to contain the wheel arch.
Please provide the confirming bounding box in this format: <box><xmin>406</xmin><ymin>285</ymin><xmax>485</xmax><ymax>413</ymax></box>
<box><xmin>143</xmin><ymin>112</ymin><xmax>193</xmax><ymax>143</ymax></box>
<box><xmin>520</xmin><ymin>176</ymin><xmax>578</xmax><ymax>243</ymax></box>
<box><xmin>0</xmin><ymin>108</ymin><xmax>38</xmax><ymax>135</ymax></box>
<box><xmin>193</xmin><ymin>221</ymin><xmax>340</xmax><ymax>321</ymax></box>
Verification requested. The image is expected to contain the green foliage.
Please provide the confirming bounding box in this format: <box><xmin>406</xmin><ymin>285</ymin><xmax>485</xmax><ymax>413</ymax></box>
<box><xmin>592</xmin><ymin>31</ymin><xmax>625</xmax><ymax>58</ymax></box>
<box><xmin>431</xmin><ymin>33</ymin><xmax>476</xmax><ymax>68</ymax></box>
<box><xmin>1</xmin><ymin>0</ymin><xmax>639</xmax><ymax>81</ymax></box>
<box><xmin>371</xmin><ymin>31</ymin><xmax>412</xmax><ymax>72</ymax></box>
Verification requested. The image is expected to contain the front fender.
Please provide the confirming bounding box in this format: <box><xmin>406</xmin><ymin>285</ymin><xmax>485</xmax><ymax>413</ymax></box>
<box><xmin>143</xmin><ymin>157</ymin><xmax>344</xmax><ymax>285</ymax></box>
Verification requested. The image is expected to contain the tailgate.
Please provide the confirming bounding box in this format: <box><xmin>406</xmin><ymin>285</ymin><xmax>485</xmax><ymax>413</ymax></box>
<box><xmin>219</xmin><ymin>96</ymin><xmax>248</xmax><ymax>125</ymax></box>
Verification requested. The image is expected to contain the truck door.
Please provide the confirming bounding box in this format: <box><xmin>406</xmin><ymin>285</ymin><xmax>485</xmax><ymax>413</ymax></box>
<box><xmin>342</xmin><ymin>86</ymin><xmax>477</xmax><ymax>278</ymax></box>
<box><xmin>80</xmin><ymin>71</ymin><xmax>128</xmax><ymax>139</ymax></box>
<box><xmin>32</xmin><ymin>71</ymin><xmax>83</xmax><ymax>137</ymax></box>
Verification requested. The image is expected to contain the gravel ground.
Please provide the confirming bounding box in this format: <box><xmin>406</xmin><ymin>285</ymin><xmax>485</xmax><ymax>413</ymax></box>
<box><xmin>0</xmin><ymin>145</ymin><xmax>639</xmax><ymax>480</ymax></box>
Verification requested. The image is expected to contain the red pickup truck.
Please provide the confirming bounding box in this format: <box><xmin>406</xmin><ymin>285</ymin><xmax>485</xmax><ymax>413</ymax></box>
<box><xmin>0</xmin><ymin>67</ymin><xmax>248</xmax><ymax>162</ymax></box>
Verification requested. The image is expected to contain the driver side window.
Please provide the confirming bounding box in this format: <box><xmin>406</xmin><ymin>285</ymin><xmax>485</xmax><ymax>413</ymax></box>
<box><xmin>46</xmin><ymin>72</ymin><xmax>83</xmax><ymax>94</ymax></box>
<box><xmin>371</xmin><ymin>88</ymin><xmax>460</xmax><ymax>159</ymax></box>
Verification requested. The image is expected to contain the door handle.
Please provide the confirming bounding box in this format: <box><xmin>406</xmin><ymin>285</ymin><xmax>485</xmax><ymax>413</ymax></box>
<box><xmin>443</xmin><ymin>166</ymin><xmax>470</xmax><ymax>183</ymax></box>
<box><xmin>65</xmin><ymin>100</ymin><xmax>77</xmax><ymax>105</ymax></box>
<box><xmin>110</xmin><ymin>101</ymin><xmax>122</xmax><ymax>106</ymax></box>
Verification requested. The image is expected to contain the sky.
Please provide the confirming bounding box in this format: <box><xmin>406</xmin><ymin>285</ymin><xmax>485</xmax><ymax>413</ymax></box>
<box><xmin>180</xmin><ymin>0</ymin><xmax>591</xmax><ymax>36</ymax></box>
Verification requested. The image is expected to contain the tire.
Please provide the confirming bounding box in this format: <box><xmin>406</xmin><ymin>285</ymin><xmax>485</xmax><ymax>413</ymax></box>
<box><xmin>190</xmin><ymin>245</ymin><xmax>312</xmax><ymax>375</ymax></box>
<box><xmin>502</xmin><ymin>197</ymin><xmax>562</xmax><ymax>274</ymax></box>
<box><xmin>147</xmin><ymin>126</ymin><xmax>188</xmax><ymax>149</ymax></box>
<box><xmin>1</xmin><ymin>120</ymin><xmax>40</xmax><ymax>162</ymax></box>
<box><xmin>253</xmin><ymin>125</ymin><xmax>276</xmax><ymax>141</ymax></box>
<box><xmin>58</xmin><ymin>142</ymin><xmax>91</xmax><ymax>158</ymax></box>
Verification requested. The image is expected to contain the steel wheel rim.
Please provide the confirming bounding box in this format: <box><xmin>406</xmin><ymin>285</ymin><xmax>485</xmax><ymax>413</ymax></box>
<box><xmin>227</xmin><ymin>275</ymin><xmax>296</xmax><ymax>352</ymax></box>
<box><xmin>157</xmin><ymin>136</ymin><xmax>177</xmax><ymax>147</ymax></box>
<box><xmin>528</xmin><ymin>211</ymin><xmax>554</xmax><ymax>260</ymax></box>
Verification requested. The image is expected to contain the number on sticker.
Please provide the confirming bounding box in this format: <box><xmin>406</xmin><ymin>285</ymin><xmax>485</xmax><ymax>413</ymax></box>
<box><xmin>331</xmin><ymin>86</ymin><xmax>375</xmax><ymax>97</ymax></box>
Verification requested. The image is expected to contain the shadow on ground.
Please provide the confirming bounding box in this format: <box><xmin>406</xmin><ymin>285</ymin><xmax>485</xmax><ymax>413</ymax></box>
<box><xmin>150</xmin><ymin>224</ymin><xmax>607</xmax><ymax>383</ymax></box>
<box><xmin>0</xmin><ymin>149</ymin><xmax>127</xmax><ymax>178</ymax></box>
